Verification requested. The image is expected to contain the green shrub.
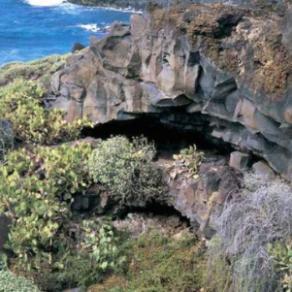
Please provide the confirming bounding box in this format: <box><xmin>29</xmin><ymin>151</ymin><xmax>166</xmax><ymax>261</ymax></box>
<box><xmin>269</xmin><ymin>241</ymin><xmax>292</xmax><ymax>291</ymax></box>
<box><xmin>0</xmin><ymin>143</ymin><xmax>92</xmax><ymax>280</ymax></box>
<box><xmin>89</xmin><ymin>136</ymin><xmax>166</xmax><ymax>207</ymax></box>
<box><xmin>0</xmin><ymin>270</ymin><xmax>39</xmax><ymax>292</ymax></box>
<box><xmin>0</xmin><ymin>121</ymin><xmax>13</xmax><ymax>162</ymax></box>
<box><xmin>56</xmin><ymin>221</ymin><xmax>127</xmax><ymax>289</ymax></box>
<box><xmin>0</xmin><ymin>79</ymin><xmax>91</xmax><ymax>145</ymax></box>
<box><xmin>173</xmin><ymin>144</ymin><xmax>204</xmax><ymax>178</ymax></box>
<box><xmin>0</xmin><ymin>141</ymin><xmax>131</xmax><ymax>290</ymax></box>
<box><xmin>90</xmin><ymin>231</ymin><xmax>205</xmax><ymax>292</ymax></box>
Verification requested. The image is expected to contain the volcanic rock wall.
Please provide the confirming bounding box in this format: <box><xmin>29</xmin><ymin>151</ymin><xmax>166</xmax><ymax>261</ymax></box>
<box><xmin>50</xmin><ymin>3</ymin><xmax>292</xmax><ymax>180</ymax></box>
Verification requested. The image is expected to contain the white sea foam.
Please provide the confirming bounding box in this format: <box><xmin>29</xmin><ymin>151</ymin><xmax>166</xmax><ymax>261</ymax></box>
<box><xmin>25</xmin><ymin>0</ymin><xmax>66</xmax><ymax>7</ymax></box>
<box><xmin>77</xmin><ymin>24</ymin><xmax>102</xmax><ymax>33</ymax></box>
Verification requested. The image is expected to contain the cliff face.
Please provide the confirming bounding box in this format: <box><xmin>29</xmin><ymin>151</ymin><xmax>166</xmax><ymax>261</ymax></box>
<box><xmin>50</xmin><ymin>3</ymin><xmax>292</xmax><ymax>180</ymax></box>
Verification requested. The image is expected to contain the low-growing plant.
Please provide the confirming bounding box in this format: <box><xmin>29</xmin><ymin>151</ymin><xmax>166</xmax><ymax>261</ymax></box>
<box><xmin>203</xmin><ymin>236</ymin><xmax>232</xmax><ymax>292</ymax></box>
<box><xmin>124</xmin><ymin>231</ymin><xmax>204</xmax><ymax>292</ymax></box>
<box><xmin>89</xmin><ymin>230</ymin><xmax>206</xmax><ymax>292</ymax></box>
<box><xmin>56</xmin><ymin>221</ymin><xmax>127</xmax><ymax>289</ymax></box>
<box><xmin>89</xmin><ymin>136</ymin><xmax>166</xmax><ymax>207</ymax></box>
<box><xmin>173</xmin><ymin>144</ymin><xmax>204</xmax><ymax>178</ymax></box>
<box><xmin>0</xmin><ymin>120</ymin><xmax>14</xmax><ymax>162</ymax></box>
<box><xmin>0</xmin><ymin>79</ymin><xmax>91</xmax><ymax>145</ymax></box>
<box><xmin>0</xmin><ymin>270</ymin><xmax>40</xmax><ymax>292</ymax></box>
<box><xmin>269</xmin><ymin>240</ymin><xmax>292</xmax><ymax>291</ymax></box>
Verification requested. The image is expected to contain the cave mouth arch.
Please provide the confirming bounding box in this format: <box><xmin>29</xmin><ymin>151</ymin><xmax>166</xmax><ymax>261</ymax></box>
<box><xmin>81</xmin><ymin>113</ymin><xmax>234</xmax><ymax>157</ymax></box>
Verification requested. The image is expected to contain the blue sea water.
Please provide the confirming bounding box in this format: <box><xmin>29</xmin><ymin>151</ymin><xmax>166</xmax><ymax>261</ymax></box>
<box><xmin>0</xmin><ymin>0</ymin><xmax>132</xmax><ymax>65</ymax></box>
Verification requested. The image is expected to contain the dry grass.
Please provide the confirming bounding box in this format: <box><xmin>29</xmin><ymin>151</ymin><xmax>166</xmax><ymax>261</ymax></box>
<box><xmin>207</xmin><ymin>173</ymin><xmax>292</xmax><ymax>292</ymax></box>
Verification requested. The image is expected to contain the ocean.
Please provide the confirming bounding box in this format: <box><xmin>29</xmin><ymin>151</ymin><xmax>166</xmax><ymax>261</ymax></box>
<box><xmin>0</xmin><ymin>0</ymin><xmax>132</xmax><ymax>65</ymax></box>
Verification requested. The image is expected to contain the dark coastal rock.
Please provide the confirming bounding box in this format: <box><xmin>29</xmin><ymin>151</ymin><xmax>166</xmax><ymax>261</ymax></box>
<box><xmin>49</xmin><ymin>3</ymin><xmax>292</xmax><ymax>180</ymax></box>
<box><xmin>72</xmin><ymin>42</ymin><xmax>85</xmax><ymax>52</ymax></box>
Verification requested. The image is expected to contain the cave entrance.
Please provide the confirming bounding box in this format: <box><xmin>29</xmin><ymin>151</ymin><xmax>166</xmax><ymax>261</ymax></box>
<box><xmin>82</xmin><ymin>113</ymin><xmax>233</xmax><ymax>158</ymax></box>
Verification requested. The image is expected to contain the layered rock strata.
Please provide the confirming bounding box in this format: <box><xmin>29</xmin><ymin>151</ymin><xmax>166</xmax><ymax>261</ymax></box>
<box><xmin>49</xmin><ymin>3</ymin><xmax>292</xmax><ymax>180</ymax></box>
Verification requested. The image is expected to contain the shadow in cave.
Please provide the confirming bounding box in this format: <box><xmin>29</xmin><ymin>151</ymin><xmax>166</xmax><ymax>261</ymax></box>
<box><xmin>82</xmin><ymin>114</ymin><xmax>233</xmax><ymax>157</ymax></box>
<box><xmin>117</xmin><ymin>202</ymin><xmax>194</xmax><ymax>228</ymax></box>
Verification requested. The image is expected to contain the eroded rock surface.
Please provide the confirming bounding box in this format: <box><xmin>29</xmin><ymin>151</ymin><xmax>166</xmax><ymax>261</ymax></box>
<box><xmin>159</xmin><ymin>155</ymin><xmax>241</xmax><ymax>238</ymax></box>
<box><xmin>49</xmin><ymin>3</ymin><xmax>292</xmax><ymax>180</ymax></box>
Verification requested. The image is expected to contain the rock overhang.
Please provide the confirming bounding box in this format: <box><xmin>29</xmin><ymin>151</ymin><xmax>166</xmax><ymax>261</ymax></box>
<box><xmin>49</xmin><ymin>3</ymin><xmax>292</xmax><ymax>180</ymax></box>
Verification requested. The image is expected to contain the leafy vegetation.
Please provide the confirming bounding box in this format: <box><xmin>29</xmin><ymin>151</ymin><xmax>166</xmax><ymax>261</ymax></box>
<box><xmin>269</xmin><ymin>241</ymin><xmax>292</xmax><ymax>291</ymax></box>
<box><xmin>0</xmin><ymin>79</ymin><xmax>91</xmax><ymax>145</ymax></box>
<box><xmin>89</xmin><ymin>136</ymin><xmax>167</xmax><ymax>207</ymax></box>
<box><xmin>56</xmin><ymin>221</ymin><xmax>127</xmax><ymax>289</ymax></box>
<box><xmin>0</xmin><ymin>120</ymin><xmax>13</xmax><ymax>162</ymax></box>
<box><xmin>89</xmin><ymin>230</ymin><xmax>205</xmax><ymax>292</ymax></box>
<box><xmin>0</xmin><ymin>55</ymin><xmax>66</xmax><ymax>89</ymax></box>
<box><xmin>0</xmin><ymin>143</ymin><xmax>95</xmax><ymax>290</ymax></box>
<box><xmin>0</xmin><ymin>135</ymin><xmax>168</xmax><ymax>290</ymax></box>
<box><xmin>0</xmin><ymin>270</ymin><xmax>40</xmax><ymax>292</ymax></box>
<box><xmin>173</xmin><ymin>144</ymin><xmax>204</xmax><ymax>178</ymax></box>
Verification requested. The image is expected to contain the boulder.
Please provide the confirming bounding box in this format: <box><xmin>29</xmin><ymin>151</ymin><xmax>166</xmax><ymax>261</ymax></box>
<box><xmin>252</xmin><ymin>161</ymin><xmax>276</xmax><ymax>179</ymax></box>
<box><xmin>229</xmin><ymin>151</ymin><xmax>251</xmax><ymax>172</ymax></box>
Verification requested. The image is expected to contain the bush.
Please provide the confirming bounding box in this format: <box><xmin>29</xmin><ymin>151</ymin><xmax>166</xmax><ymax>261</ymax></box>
<box><xmin>0</xmin><ymin>79</ymin><xmax>91</xmax><ymax>145</ymax></box>
<box><xmin>173</xmin><ymin>144</ymin><xmax>204</xmax><ymax>178</ymax></box>
<box><xmin>203</xmin><ymin>236</ymin><xmax>232</xmax><ymax>292</ymax></box>
<box><xmin>0</xmin><ymin>143</ymin><xmax>93</xmax><ymax>286</ymax></box>
<box><xmin>0</xmin><ymin>120</ymin><xmax>13</xmax><ymax>162</ymax></box>
<box><xmin>269</xmin><ymin>241</ymin><xmax>292</xmax><ymax>291</ymax></box>
<box><xmin>89</xmin><ymin>136</ymin><xmax>166</xmax><ymax>207</ymax></box>
<box><xmin>56</xmin><ymin>221</ymin><xmax>126</xmax><ymax>289</ymax></box>
<box><xmin>0</xmin><ymin>270</ymin><xmax>39</xmax><ymax>292</ymax></box>
<box><xmin>0</xmin><ymin>141</ymin><xmax>131</xmax><ymax>290</ymax></box>
<box><xmin>206</xmin><ymin>173</ymin><xmax>292</xmax><ymax>292</ymax></box>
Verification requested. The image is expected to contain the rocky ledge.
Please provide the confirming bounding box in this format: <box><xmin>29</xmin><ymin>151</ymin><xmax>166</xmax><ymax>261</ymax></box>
<box><xmin>49</xmin><ymin>3</ymin><xmax>292</xmax><ymax>180</ymax></box>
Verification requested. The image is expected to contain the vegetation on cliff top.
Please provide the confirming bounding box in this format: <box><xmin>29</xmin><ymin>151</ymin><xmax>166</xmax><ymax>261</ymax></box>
<box><xmin>0</xmin><ymin>55</ymin><xmax>67</xmax><ymax>90</ymax></box>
